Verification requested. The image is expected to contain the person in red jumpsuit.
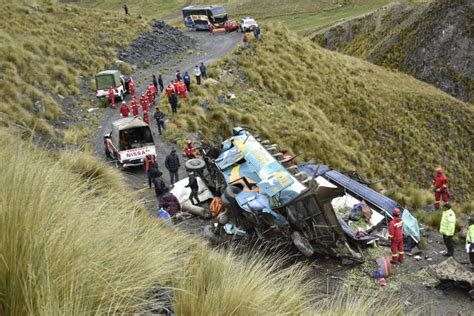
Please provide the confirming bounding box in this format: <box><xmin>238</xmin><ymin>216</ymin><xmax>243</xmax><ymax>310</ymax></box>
<box><xmin>143</xmin><ymin>110</ymin><xmax>149</xmax><ymax>124</ymax></box>
<box><xmin>147</xmin><ymin>89</ymin><xmax>155</xmax><ymax>107</ymax></box>
<box><xmin>178</xmin><ymin>80</ymin><xmax>187</xmax><ymax>100</ymax></box>
<box><xmin>148</xmin><ymin>82</ymin><xmax>158</xmax><ymax>97</ymax></box>
<box><xmin>119</xmin><ymin>101</ymin><xmax>130</xmax><ymax>118</ymax></box>
<box><xmin>388</xmin><ymin>208</ymin><xmax>404</xmax><ymax>264</ymax></box>
<box><xmin>130</xmin><ymin>97</ymin><xmax>139</xmax><ymax>117</ymax></box>
<box><xmin>141</xmin><ymin>93</ymin><xmax>149</xmax><ymax>114</ymax></box>
<box><xmin>108</xmin><ymin>87</ymin><xmax>115</xmax><ymax>109</ymax></box>
<box><xmin>432</xmin><ymin>167</ymin><xmax>449</xmax><ymax>209</ymax></box>
<box><xmin>129</xmin><ymin>79</ymin><xmax>136</xmax><ymax>98</ymax></box>
<box><xmin>165</xmin><ymin>83</ymin><xmax>174</xmax><ymax>97</ymax></box>
<box><xmin>183</xmin><ymin>140</ymin><xmax>197</xmax><ymax>159</ymax></box>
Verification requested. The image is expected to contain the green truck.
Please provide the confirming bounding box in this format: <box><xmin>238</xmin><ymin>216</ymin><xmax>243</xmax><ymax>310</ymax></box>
<box><xmin>95</xmin><ymin>70</ymin><xmax>129</xmax><ymax>100</ymax></box>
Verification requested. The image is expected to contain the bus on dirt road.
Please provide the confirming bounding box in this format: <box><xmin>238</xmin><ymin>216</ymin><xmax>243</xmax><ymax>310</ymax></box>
<box><xmin>182</xmin><ymin>5</ymin><xmax>228</xmax><ymax>30</ymax></box>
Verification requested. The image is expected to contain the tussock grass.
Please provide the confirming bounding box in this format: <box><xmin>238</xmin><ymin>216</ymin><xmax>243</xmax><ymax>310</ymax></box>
<box><xmin>170</xmin><ymin>25</ymin><xmax>473</xmax><ymax>202</ymax></box>
<box><xmin>0</xmin><ymin>129</ymin><xmax>319</xmax><ymax>314</ymax></box>
<box><xmin>0</xmin><ymin>0</ymin><xmax>147</xmax><ymax>135</ymax></box>
<box><xmin>175</xmin><ymin>247</ymin><xmax>314</xmax><ymax>315</ymax></box>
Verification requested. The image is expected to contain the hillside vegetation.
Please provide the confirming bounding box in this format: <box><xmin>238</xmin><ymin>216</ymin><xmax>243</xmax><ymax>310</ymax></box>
<box><xmin>163</xmin><ymin>26</ymin><xmax>474</xmax><ymax>201</ymax></box>
<box><xmin>0</xmin><ymin>0</ymin><xmax>146</xmax><ymax>136</ymax></box>
<box><xmin>313</xmin><ymin>0</ymin><xmax>473</xmax><ymax>102</ymax></box>
<box><xmin>73</xmin><ymin>0</ymin><xmax>406</xmax><ymax>33</ymax></box>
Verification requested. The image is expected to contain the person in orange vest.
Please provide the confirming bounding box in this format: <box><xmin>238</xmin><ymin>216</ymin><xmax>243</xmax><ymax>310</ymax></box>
<box><xmin>165</xmin><ymin>82</ymin><xmax>174</xmax><ymax>98</ymax></box>
<box><xmin>388</xmin><ymin>208</ymin><xmax>404</xmax><ymax>264</ymax></box>
<box><xmin>129</xmin><ymin>78</ymin><xmax>136</xmax><ymax>97</ymax></box>
<box><xmin>131</xmin><ymin>97</ymin><xmax>139</xmax><ymax>117</ymax></box>
<box><xmin>183</xmin><ymin>139</ymin><xmax>197</xmax><ymax>159</ymax></box>
<box><xmin>119</xmin><ymin>101</ymin><xmax>130</xmax><ymax>118</ymax></box>
<box><xmin>178</xmin><ymin>80</ymin><xmax>187</xmax><ymax>100</ymax></box>
<box><xmin>108</xmin><ymin>87</ymin><xmax>115</xmax><ymax>108</ymax></box>
<box><xmin>149</xmin><ymin>82</ymin><xmax>158</xmax><ymax>97</ymax></box>
<box><xmin>431</xmin><ymin>167</ymin><xmax>449</xmax><ymax>210</ymax></box>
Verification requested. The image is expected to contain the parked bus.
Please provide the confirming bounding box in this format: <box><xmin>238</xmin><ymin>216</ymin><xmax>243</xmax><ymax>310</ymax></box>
<box><xmin>182</xmin><ymin>5</ymin><xmax>228</xmax><ymax>30</ymax></box>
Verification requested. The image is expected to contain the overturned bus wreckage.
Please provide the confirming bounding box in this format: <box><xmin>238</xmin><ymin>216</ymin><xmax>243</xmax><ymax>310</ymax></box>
<box><xmin>194</xmin><ymin>127</ymin><xmax>364</xmax><ymax>262</ymax></box>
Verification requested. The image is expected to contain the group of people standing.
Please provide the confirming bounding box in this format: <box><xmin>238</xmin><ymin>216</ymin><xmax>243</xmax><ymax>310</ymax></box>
<box><xmin>164</xmin><ymin>62</ymin><xmax>207</xmax><ymax>114</ymax></box>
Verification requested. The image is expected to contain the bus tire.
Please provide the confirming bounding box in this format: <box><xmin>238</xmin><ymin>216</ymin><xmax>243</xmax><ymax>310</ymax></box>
<box><xmin>291</xmin><ymin>231</ymin><xmax>314</xmax><ymax>257</ymax></box>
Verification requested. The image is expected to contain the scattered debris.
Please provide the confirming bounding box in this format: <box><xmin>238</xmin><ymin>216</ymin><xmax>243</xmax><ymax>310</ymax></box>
<box><xmin>414</xmin><ymin>255</ymin><xmax>422</xmax><ymax>261</ymax></box>
<box><xmin>87</xmin><ymin>107</ymin><xmax>99</xmax><ymax>113</ymax></box>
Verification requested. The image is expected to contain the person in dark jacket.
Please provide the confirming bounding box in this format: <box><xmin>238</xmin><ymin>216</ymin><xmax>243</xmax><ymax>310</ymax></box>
<box><xmin>144</xmin><ymin>154</ymin><xmax>158</xmax><ymax>188</ymax></box>
<box><xmin>176</xmin><ymin>70</ymin><xmax>182</xmax><ymax>81</ymax></box>
<box><xmin>152</xmin><ymin>74</ymin><xmax>158</xmax><ymax>91</ymax></box>
<box><xmin>153</xmin><ymin>171</ymin><xmax>167</xmax><ymax>199</ymax></box>
<box><xmin>183</xmin><ymin>71</ymin><xmax>191</xmax><ymax>92</ymax></box>
<box><xmin>153</xmin><ymin>107</ymin><xmax>165</xmax><ymax>135</ymax></box>
<box><xmin>159</xmin><ymin>187</ymin><xmax>181</xmax><ymax>216</ymax></box>
<box><xmin>123</xmin><ymin>4</ymin><xmax>129</xmax><ymax>15</ymax></box>
<box><xmin>158</xmin><ymin>74</ymin><xmax>164</xmax><ymax>92</ymax></box>
<box><xmin>185</xmin><ymin>171</ymin><xmax>200</xmax><ymax>205</ymax></box>
<box><xmin>165</xmin><ymin>148</ymin><xmax>180</xmax><ymax>184</ymax></box>
<box><xmin>169</xmin><ymin>92</ymin><xmax>178</xmax><ymax>114</ymax></box>
<box><xmin>199</xmin><ymin>62</ymin><xmax>207</xmax><ymax>79</ymax></box>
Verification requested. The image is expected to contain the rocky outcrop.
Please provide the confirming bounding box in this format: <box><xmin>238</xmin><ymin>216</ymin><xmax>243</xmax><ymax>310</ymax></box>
<box><xmin>314</xmin><ymin>0</ymin><xmax>473</xmax><ymax>102</ymax></box>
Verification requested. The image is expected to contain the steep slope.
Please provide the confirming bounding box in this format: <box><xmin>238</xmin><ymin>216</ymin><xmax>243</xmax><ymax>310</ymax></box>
<box><xmin>165</xmin><ymin>26</ymin><xmax>473</xmax><ymax>200</ymax></box>
<box><xmin>313</xmin><ymin>0</ymin><xmax>473</xmax><ymax>102</ymax></box>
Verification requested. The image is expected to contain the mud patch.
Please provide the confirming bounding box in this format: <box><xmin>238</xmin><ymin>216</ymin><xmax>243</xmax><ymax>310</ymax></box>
<box><xmin>118</xmin><ymin>21</ymin><xmax>196</xmax><ymax>68</ymax></box>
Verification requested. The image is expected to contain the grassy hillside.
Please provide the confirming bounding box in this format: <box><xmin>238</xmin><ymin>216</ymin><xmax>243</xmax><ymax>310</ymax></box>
<box><xmin>163</xmin><ymin>26</ymin><xmax>474</xmax><ymax>202</ymax></box>
<box><xmin>0</xmin><ymin>0</ymin><xmax>146</xmax><ymax>136</ymax></box>
<box><xmin>312</xmin><ymin>0</ymin><xmax>473</xmax><ymax>102</ymax></box>
<box><xmin>73</xmin><ymin>0</ymin><xmax>406</xmax><ymax>33</ymax></box>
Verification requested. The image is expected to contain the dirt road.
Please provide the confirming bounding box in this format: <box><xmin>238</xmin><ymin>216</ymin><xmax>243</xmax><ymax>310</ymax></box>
<box><xmin>93</xmin><ymin>29</ymin><xmax>241</xmax><ymax>213</ymax></box>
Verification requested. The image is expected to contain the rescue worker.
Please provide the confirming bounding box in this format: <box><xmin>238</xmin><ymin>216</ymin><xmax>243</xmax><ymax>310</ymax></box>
<box><xmin>153</xmin><ymin>106</ymin><xmax>165</xmax><ymax>135</ymax></box>
<box><xmin>432</xmin><ymin>167</ymin><xmax>449</xmax><ymax>209</ymax></box>
<box><xmin>178</xmin><ymin>80</ymin><xmax>187</xmax><ymax>100</ymax></box>
<box><xmin>388</xmin><ymin>208</ymin><xmax>404</xmax><ymax>264</ymax></box>
<box><xmin>440</xmin><ymin>203</ymin><xmax>456</xmax><ymax>257</ymax></box>
<box><xmin>146</xmin><ymin>88</ymin><xmax>155</xmax><ymax>107</ymax></box>
<box><xmin>165</xmin><ymin>148</ymin><xmax>180</xmax><ymax>185</ymax></box>
<box><xmin>108</xmin><ymin>87</ymin><xmax>115</xmax><ymax>108</ymax></box>
<box><xmin>183</xmin><ymin>71</ymin><xmax>191</xmax><ymax>92</ymax></box>
<box><xmin>129</xmin><ymin>78</ymin><xmax>136</xmax><ymax>97</ymax></box>
<box><xmin>165</xmin><ymin>82</ymin><xmax>174</xmax><ymax>98</ymax></box>
<box><xmin>158</xmin><ymin>74</ymin><xmax>164</xmax><ymax>92</ymax></box>
<box><xmin>194</xmin><ymin>65</ymin><xmax>202</xmax><ymax>85</ymax></box>
<box><xmin>200</xmin><ymin>62</ymin><xmax>207</xmax><ymax>79</ymax></box>
<box><xmin>152</xmin><ymin>171</ymin><xmax>167</xmax><ymax>199</ymax></box>
<box><xmin>119</xmin><ymin>101</ymin><xmax>130</xmax><ymax>118</ymax></box>
<box><xmin>183</xmin><ymin>139</ymin><xmax>197</xmax><ymax>159</ymax></box>
<box><xmin>210</xmin><ymin>193</ymin><xmax>224</xmax><ymax>217</ymax></box>
<box><xmin>141</xmin><ymin>93</ymin><xmax>149</xmax><ymax>114</ymax></box>
<box><xmin>144</xmin><ymin>154</ymin><xmax>158</xmax><ymax>188</ymax></box>
<box><xmin>159</xmin><ymin>187</ymin><xmax>181</xmax><ymax>216</ymax></box>
<box><xmin>143</xmin><ymin>110</ymin><xmax>150</xmax><ymax>124</ymax></box>
<box><xmin>131</xmin><ymin>97</ymin><xmax>139</xmax><ymax>117</ymax></box>
<box><xmin>466</xmin><ymin>216</ymin><xmax>474</xmax><ymax>271</ymax></box>
<box><xmin>185</xmin><ymin>171</ymin><xmax>201</xmax><ymax>205</ymax></box>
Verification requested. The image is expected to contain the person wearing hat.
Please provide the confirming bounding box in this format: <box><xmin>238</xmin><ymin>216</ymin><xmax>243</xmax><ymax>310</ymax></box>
<box><xmin>466</xmin><ymin>216</ymin><xmax>474</xmax><ymax>271</ymax></box>
<box><xmin>153</xmin><ymin>106</ymin><xmax>165</xmax><ymax>135</ymax></box>
<box><xmin>431</xmin><ymin>167</ymin><xmax>449</xmax><ymax>209</ymax></box>
<box><xmin>119</xmin><ymin>101</ymin><xmax>130</xmax><ymax>118</ymax></box>
<box><xmin>440</xmin><ymin>203</ymin><xmax>456</xmax><ymax>257</ymax></box>
<box><xmin>165</xmin><ymin>148</ymin><xmax>180</xmax><ymax>185</ymax></box>
<box><xmin>388</xmin><ymin>208</ymin><xmax>404</xmax><ymax>264</ymax></box>
<box><xmin>185</xmin><ymin>171</ymin><xmax>200</xmax><ymax>205</ymax></box>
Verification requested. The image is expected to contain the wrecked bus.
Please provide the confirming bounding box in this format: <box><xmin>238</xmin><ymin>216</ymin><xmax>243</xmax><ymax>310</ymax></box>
<box><xmin>196</xmin><ymin>127</ymin><xmax>420</xmax><ymax>261</ymax></box>
<box><xmin>197</xmin><ymin>127</ymin><xmax>363</xmax><ymax>261</ymax></box>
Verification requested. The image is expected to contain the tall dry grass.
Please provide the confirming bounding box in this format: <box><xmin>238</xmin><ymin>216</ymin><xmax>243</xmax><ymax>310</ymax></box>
<box><xmin>0</xmin><ymin>129</ymin><xmax>322</xmax><ymax>314</ymax></box>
